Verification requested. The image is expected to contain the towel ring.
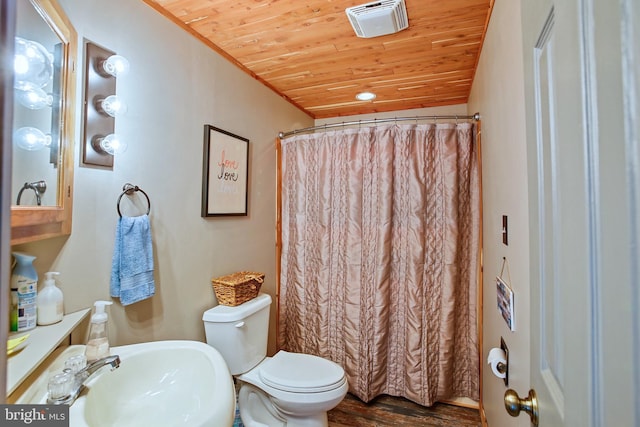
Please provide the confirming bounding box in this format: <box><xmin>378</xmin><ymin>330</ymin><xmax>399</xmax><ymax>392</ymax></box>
<box><xmin>117</xmin><ymin>183</ymin><xmax>151</xmax><ymax>217</ymax></box>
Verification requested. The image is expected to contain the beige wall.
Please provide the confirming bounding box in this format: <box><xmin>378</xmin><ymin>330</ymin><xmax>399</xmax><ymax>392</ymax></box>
<box><xmin>467</xmin><ymin>0</ymin><xmax>530</xmax><ymax>426</ymax></box>
<box><xmin>12</xmin><ymin>0</ymin><xmax>312</xmax><ymax>356</ymax></box>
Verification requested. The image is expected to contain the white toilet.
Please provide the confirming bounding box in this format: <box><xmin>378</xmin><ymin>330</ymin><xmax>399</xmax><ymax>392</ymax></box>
<box><xmin>203</xmin><ymin>293</ymin><xmax>348</xmax><ymax>427</ymax></box>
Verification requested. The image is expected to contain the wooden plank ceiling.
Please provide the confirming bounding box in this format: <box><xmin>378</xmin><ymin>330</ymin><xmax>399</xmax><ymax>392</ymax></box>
<box><xmin>142</xmin><ymin>0</ymin><xmax>494</xmax><ymax>119</ymax></box>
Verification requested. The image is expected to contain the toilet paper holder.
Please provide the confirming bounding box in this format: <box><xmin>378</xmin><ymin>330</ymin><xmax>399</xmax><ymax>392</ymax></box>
<box><xmin>487</xmin><ymin>337</ymin><xmax>510</xmax><ymax>385</ymax></box>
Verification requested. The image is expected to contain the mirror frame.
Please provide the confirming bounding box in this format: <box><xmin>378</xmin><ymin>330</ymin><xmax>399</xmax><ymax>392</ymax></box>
<box><xmin>10</xmin><ymin>0</ymin><xmax>76</xmax><ymax>245</ymax></box>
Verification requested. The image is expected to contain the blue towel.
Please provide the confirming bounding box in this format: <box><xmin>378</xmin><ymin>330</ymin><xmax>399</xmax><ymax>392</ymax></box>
<box><xmin>110</xmin><ymin>215</ymin><xmax>155</xmax><ymax>306</ymax></box>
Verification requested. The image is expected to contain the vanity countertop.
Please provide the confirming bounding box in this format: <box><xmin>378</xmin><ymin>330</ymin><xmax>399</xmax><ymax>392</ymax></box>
<box><xmin>7</xmin><ymin>308</ymin><xmax>90</xmax><ymax>396</ymax></box>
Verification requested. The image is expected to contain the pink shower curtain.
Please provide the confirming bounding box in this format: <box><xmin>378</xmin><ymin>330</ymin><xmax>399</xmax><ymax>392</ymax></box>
<box><xmin>278</xmin><ymin>123</ymin><xmax>480</xmax><ymax>406</ymax></box>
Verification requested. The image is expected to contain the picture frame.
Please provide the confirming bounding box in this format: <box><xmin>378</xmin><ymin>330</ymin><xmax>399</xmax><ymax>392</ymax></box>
<box><xmin>201</xmin><ymin>125</ymin><xmax>249</xmax><ymax>217</ymax></box>
<box><xmin>496</xmin><ymin>275</ymin><xmax>515</xmax><ymax>331</ymax></box>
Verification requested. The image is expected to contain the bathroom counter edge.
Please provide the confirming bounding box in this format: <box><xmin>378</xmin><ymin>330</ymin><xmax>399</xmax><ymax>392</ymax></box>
<box><xmin>6</xmin><ymin>308</ymin><xmax>91</xmax><ymax>396</ymax></box>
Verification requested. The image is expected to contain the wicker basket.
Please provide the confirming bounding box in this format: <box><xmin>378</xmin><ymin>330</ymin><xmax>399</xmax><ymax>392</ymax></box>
<box><xmin>211</xmin><ymin>271</ymin><xmax>264</xmax><ymax>306</ymax></box>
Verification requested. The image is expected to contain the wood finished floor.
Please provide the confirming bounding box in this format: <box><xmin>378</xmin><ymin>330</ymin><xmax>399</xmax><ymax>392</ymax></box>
<box><xmin>328</xmin><ymin>394</ymin><xmax>482</xmax><ymax>427</ymax></box>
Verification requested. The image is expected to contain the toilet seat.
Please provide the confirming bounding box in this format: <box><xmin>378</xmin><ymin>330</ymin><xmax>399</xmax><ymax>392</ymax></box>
<box><xmin>259</xmin><ymin>351</ymin><xmax>346</xmax><ymax>393</ymax></box>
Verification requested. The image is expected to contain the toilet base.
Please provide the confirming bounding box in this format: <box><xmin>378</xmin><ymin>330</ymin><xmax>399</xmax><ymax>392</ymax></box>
<box><xmin>238</xmin><ymin>383</ymin><xmax>330</xmax><ymax>427</ymax></box>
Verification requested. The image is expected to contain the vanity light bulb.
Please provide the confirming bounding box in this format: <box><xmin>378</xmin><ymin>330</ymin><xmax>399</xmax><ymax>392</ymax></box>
<box><xmin>103</xmin><ymin>55</ymin><xmax>130</xmax><ymax>77</ymax></box>
<box><xmin>99</xmin><ymin>134</ymin><xmax>128</xmax><ymax>155</ymax></box>
<box><xmin>14</xmin><ymin>55</ymin><xmax>29</xmax><ymax>75</ymax></box>
<box><xmin>101</xmin><ymin>95</ymin><xmax>128</xmax><ymax>117</ymax></box>
<box><xmin>15</xmin><ymin>81</ymin><xmax>52</xmax><ymax>109</ymax></box>
<box><xmin>14</xmin><ymin>37</ymin><xmax>53</xmax><ymax>88</ymax></box>
<box><xmin>14</xmin><ymin>127</ymin><xmax>52</xmax><ymax>151</ymax></box>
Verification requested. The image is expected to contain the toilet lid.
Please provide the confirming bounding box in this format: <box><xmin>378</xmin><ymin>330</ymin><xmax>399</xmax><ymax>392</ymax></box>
<box><xmin>259</xmin><ymin>351</ymin><xmax>345</xmax><ymax>393</ymax></box>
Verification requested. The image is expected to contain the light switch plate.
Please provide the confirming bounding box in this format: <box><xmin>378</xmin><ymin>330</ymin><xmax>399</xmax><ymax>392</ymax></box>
<box><xmin>502</xmin><ymin>215</ymin><xmax>508</xmax><ymax>245</ymax></box>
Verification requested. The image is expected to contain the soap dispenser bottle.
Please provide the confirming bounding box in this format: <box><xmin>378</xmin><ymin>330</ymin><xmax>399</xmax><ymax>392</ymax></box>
<box><xmin>85</xmin><ymin>301</ymin><xmax>113</xmax><ymax>363</ymax></box>
<box><xmin>37</xmin><ymin>272</ymin><xmax>64</xmax><ymax>325</ymax></box>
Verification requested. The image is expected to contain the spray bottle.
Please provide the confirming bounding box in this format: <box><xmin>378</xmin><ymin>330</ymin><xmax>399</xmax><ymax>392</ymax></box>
<box><xmin>84</xmin><ymin>301</ymin><xmax>113</xmax><ymax>363</ymax></box>
<box><xmin>10</xmin><ymin>252</ymin><xmax>38</xmax><ymax>331</ymax></box>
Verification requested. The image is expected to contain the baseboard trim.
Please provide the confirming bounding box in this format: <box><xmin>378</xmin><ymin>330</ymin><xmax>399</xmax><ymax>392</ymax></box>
<box><xmin>441</xmin><ymin>397</ymin><xmax>479</xmax><ymax>409</ymax></box>
<box><xmin>480</xmin><ymin>403</ymin><xmax>488</xmax><ymax>427</ymax></box>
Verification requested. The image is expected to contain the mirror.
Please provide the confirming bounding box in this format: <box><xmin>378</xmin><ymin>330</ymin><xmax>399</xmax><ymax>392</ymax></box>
<box><xmin>11</xmin><ymin>0</ymin><xmax>76</xmax><ymax>244</ymax></box>
<box><xmin>12</xmin><ymin>0</ymin><xmax>65</xmax><ymax>207</ymax></box>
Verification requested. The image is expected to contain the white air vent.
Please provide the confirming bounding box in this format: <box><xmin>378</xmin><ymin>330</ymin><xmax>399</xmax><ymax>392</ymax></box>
<box><xmin>346</xmin><ymin>0</ymin><xmax>409</xmax><ymax>38</ymax></box>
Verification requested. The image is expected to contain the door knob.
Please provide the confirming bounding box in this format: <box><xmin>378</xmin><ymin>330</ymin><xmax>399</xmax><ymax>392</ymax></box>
<box><xmin>504</xmin><ymin>388</ymin><xmax>539</xmax><ymax>426</ymax></box>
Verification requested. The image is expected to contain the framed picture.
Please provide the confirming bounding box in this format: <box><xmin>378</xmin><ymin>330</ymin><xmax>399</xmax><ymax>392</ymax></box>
<box><xmin>496</xmin><ymin>276</ymin><xmax>515</xmax><ymax>331</ymax></box>
<box><xmin>201</xmin><ymin>125</ymin><xmax>249</xmax><ymax>216</ymax></box>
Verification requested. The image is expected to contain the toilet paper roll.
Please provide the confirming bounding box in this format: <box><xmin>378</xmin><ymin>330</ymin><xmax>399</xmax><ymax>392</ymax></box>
<box><xmin>487</xmin><ymin>347</ymin><xmax>507</xmax><ymax>379</ymax></box>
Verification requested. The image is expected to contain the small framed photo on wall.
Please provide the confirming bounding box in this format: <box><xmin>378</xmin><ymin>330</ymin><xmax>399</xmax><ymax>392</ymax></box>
<box><xmin>496</xmin><ymin>276</ymin><xmax>516</xmax><ymax>331</ymax></box>
<box><xmin>201</xmin><ymin>125</ymin><xmax>249</xmax><ymax>216</ymax></box>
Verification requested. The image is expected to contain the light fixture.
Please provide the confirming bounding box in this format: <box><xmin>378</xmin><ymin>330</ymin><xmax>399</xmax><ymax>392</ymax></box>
<box><xmin>13</xmin><ymin>37</ymin><xmax>58</xmax><ymax>164</ymax></box>
<box><xmin>92</xmin><ymin>134</ymin><xmax>128</xmax><ymax>155</ymax></box>
<box><xmin>102</xmin><ymin>55</ymin><xmax>130</xmax><ymax>77</ymax></box>
<box><xmin>14</xmin><ymin>80</ymin><xmax>53</xmax><ymax>109</ymax></box>
<box><xmin>14</xmin><ymin>36</ymin><xmax>53</xmax><ymax>87</ymax></box>
<box><xmin>98</xmin><ymin>95</ymin><xmax>128</xmax><ymax>117</ymax></box>
<box><xmin>81</xmin><ymin>41</ymin><xmax>129</xmax><ymax>167</ymax></box>
<box><xmin>13</xmin><ymin>127</ymin><xmax>52</xmax><ymax>151</ymax></box>
<box><xmin>356</xmin><ymin>91</ymin><xmax>376</xmax><ymax>101</ymax></box>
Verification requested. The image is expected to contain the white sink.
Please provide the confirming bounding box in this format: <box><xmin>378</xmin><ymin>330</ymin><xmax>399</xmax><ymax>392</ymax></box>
<box><xmin>70</xmin><ymin>340</ymin><xmax>235</xmax><ymax>427</ymax></box>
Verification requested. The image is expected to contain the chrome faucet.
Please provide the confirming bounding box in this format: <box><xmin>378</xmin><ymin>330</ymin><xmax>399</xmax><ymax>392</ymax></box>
<box><xmin>47</xmin><ymin>355</ymin><xmax>121</xmax><ymax>405</ymax></box>
<box><xmin>78</xmin><ymin>355</ymin><xmax>121</xmax><ymax>379</ymax></box>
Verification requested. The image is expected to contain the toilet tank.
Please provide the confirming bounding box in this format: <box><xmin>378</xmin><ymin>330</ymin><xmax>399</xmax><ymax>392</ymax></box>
<box><xmin>202</xmin><ymin>293</ymin><xmax>271</xmax><ymax>375</ymax></box>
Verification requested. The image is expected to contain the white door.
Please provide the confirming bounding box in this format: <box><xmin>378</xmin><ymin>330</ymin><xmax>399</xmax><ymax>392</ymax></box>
<box><xmin>521</xmin><ymin>0</ymin><xmax>639</xmax><ymax>426</ymax></box>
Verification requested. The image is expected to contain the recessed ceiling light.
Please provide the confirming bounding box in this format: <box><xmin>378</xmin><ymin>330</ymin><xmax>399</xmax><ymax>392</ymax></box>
<box><xmin>356</xmin><ymin>91</ymin><xmax>376</xmax><ymax>101</ymax></box>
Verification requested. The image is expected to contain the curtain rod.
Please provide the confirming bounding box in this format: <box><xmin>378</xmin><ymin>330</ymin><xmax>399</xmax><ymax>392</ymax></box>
<box><xmin>278</xmin><ymin>112</ymin><xmax>480</xmax><ymax>139</ymax></box>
